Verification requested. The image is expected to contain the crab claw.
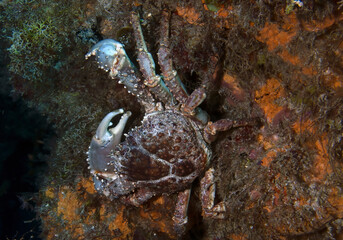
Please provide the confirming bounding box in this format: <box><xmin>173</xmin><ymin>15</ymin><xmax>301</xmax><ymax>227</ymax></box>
<box><xmin>88</xmin><ymin>109</ymin><xmax>132</xmax><ymax>172</ymax></box>
<box><xmin>85</xmin><ymin>39</ymin><xmax>128</xmax><ymax>77</ymax></box>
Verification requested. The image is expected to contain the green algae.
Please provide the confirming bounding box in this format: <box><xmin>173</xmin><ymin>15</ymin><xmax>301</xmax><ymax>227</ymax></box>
<box><xmin>1</xmin><ymin>0</ymin><xmax>84</xmax><ymax>82</ymax></box>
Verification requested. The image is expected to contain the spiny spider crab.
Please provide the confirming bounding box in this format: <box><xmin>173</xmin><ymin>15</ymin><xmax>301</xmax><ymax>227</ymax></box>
<box><xmin>85</xmin><ymin>10</ymin><xmax>254</xmax><ymax>230</ymax></box>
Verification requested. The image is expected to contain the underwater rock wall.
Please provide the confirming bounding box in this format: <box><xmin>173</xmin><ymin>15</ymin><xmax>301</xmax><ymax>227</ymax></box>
<box><xmin>1</xmin><ymin>0</ymin><xmax>343</xmax><ymax>239</ymax></box>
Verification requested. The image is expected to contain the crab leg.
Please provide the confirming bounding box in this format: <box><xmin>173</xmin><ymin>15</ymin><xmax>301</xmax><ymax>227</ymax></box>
<box><xmin>204</xmin><ymin>118</ymin><xmax>258</xmax><ymax>143</ymax></box>
<box><xmin>116</xmin><ymin>67</ymin><xmax>157</xmax><ymax>112</ymax></box>
<box><xmin>120</xmin><ymin>188</ymin><xmax>155</xmax><ymax>207</ymax></box>
<box><xmin>131</xmin><ymin>11</ymin><xmax>173</xmax><ymax>105</ymax></box>
<box><xmin>173</xmin><ymin>188</ymin><xmax>191</xmax><ymax>233</ymax></box>
<box><xmin>200</xmin><ymin>168</ymin><xmax>226</xmax><ymax>219</ymax></box>
<box><xmin>181</xmin><ymin>88</ymin><xmax>206</xmax><ymax>115</ymax></box>
<box><xmin>177</xmin><ymin>87</ymin><xmax>209</xmax><ymax>124</ymax></box>
<box><xmin>157</xmin><ymin>10</ymin><xmax>189</xmax><ymax>104</ymax></box>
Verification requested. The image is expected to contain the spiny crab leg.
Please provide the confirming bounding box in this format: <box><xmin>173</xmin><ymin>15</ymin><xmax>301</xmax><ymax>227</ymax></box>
<box><xmin>88</xmin><ymin>109</ymin><xmax>131</xmax><ymax>172</ymax></box>
<box><xmin>175</xmin><ymin>87</ymin><xmax>209</xmax><ymax>125</ymax></box>
<box><xmin>157</xmin><ymin>10</ymin><xmax>210</xmax><ymax>125</ymax></box>
<box><xmin>157</xmin><ymin>10</ymin><xmax>189</xmax><ymax>104</ymax></box>
<box><xmin>200</xmin><ymin>168</ymin><xmax>226</xmax><ymax>219</ymax></box>
<box><xmin>131</xmin><ymin>11</ymin><xmax>174</xmax><ymax>105</ymax></box>
<box><xmin>204</xmin><ymin>118</ymin><xmax>257</xmax><ymax>143</ymax></box>
<box><xmin>173</xmin><ymin>188</ymin><xmax>192</xmax><ymax>233</ymax></box>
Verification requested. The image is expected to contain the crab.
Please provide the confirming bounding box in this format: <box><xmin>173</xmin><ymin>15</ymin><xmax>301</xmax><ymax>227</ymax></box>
<box><xmin>85</xmin><ymin>10</ymin><xmax>254</xmax><ymax>231</ymax></box>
